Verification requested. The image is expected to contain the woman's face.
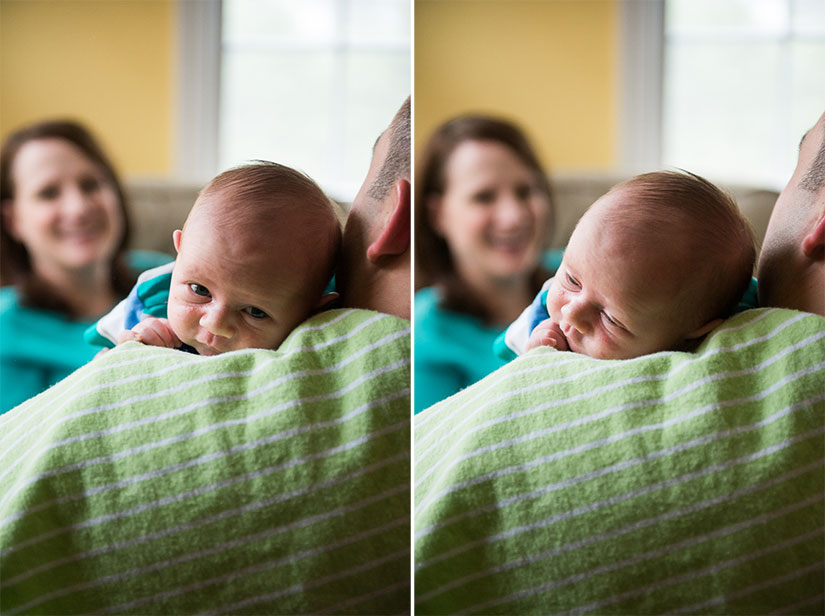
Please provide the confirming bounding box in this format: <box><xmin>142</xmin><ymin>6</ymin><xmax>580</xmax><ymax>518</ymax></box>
<box><xmin>5</xmin><ymin>138</ymin><xmax>124</xmax><ymax>276</ymax></box>
<box><xmin>431</xmin><ymin>140</ymin><xmax>550</xmax><ymax>286</ymax></box>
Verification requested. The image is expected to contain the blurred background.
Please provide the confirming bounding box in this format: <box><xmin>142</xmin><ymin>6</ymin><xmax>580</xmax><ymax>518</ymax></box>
<box><xmin>1</xmin><ymin>0</ymin><xmax>410</xmax><ymax>252</ymax></box>
<box><xmin>415</xmin><ymin>0</ymin><xmax>825</xmax><ymax>192</ymax></box>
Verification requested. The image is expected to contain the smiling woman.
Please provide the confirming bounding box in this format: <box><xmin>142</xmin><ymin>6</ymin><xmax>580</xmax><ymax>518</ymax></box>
<box><xmin>414</xmin><ymin>115</ymin><xmax>560</xmax><ymax>413</ymax></box>
<box><xmin>0</xmin><ymin>120</ymin><xmax>170</xmax><ymax>413</ymax></box>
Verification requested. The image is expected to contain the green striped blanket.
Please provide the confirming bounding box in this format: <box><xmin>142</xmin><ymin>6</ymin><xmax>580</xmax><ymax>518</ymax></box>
<box><xmin>414</xmin><ymin>308</ymin><xmax>824</xmax><ymax>615</ymax></box>
<box><xmin>0</xmin><ymin>309</ymin><xmax>410</xmax><ymax>615</ymax></box>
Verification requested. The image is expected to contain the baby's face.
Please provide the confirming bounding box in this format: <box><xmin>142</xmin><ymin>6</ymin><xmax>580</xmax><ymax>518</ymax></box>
<box><xmin>166</xmin><ymin>210</ymin><xmax>316</xmax><ymax>355</ymax></box>
<box><xmin>546</xmin><ymin>196</ymin><xmax>696</xmax><ymax>359</ymax></box>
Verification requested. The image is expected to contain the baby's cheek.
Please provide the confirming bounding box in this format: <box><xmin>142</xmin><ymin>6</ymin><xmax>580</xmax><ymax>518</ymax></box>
<box><xmin>546</xmin><ymin>290</ymin><xmax>566</xmax><ymax>318</ymax></box>
<box><xmin>595</xmin><ymin>332</ymin><xmax>630</xmax><ymax>360</ymax></box>
<box><xmin>166</xmin><ymin>302</ymin><xmax>196</xmax><ymax>337</ymax></box>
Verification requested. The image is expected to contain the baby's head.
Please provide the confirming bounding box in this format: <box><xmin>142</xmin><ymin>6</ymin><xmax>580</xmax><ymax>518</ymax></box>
<box><xmin>547</xmin><ymin>170</ymin><xmax>755</xmax><ymax>359</ymax></box>
<box><xmin>167</xmin><ymin>162</ymin><xmax>341</xmax><ymax>355</ymax></box>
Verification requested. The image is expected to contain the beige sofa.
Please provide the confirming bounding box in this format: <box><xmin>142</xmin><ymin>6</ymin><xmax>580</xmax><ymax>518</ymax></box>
<box><xmin>124</xmin><ymin>174</ymin><xmax>778</xmax><ymax>259</ymax></box>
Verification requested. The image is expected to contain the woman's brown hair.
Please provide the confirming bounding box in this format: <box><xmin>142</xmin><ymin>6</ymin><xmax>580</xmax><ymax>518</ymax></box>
<box><xmin>414</xmin><ymin>114</ymin><xmax>556</xmax><ymax>322</ymax></box>
<box><xmin>0</xmin><ymin>120</ymin><xmax>136</xmax><ymax>315</ymax></box>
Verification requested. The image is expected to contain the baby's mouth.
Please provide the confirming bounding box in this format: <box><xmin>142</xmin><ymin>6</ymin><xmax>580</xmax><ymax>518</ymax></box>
<box><xmin>194</xmin><ymin>335</ymin><xmax>224</xmax><ymax>356</ymax></box>
<box><xmin>196</xmin><ymin>346</ymin><xmax>221</xmax><ymax>356</ymax></box>
<box><xmin>559</xmin><ymin>322</ymin><xmax>581</xmax><ymax>352</ymax></box>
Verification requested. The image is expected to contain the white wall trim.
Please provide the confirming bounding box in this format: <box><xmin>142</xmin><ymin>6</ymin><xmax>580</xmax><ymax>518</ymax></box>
<box><xmin>618</xmin><ymin>0</ymin><xmax>665</xmax><ymax>174</ymax></box>
<box><xmin>175</xmin><ymin>0</ymin><xmax>222</xmax><ymax>182</ymax></box>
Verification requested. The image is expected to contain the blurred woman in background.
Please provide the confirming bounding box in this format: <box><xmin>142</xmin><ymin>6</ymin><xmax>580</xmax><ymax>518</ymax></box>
<box><xmin>0</xmin><ymin>120</ymin><xmax>169</xmax><ymax>413</ymax></box>
<box><xmin>414</xmin><ymin>115</ymin><xmax>559</xmax><ymax>413</ymax></box>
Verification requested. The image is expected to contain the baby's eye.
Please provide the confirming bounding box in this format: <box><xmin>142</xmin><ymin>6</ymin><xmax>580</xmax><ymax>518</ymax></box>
<box><xmin>189</xmin><ymin>283</ymin><xmax>210</xmax><ymax>297</ymax></box>
<box><xmin>565</xmin><ymin>273</ymin><xmax>581</xmax><ymax>288</ymax></box>
<box><xmin>604</xmin><ymin>312</ymin><xmax>619</xmax><ymax>326</ymax></box>
<box><xmin>243</xmin><ymin>306</ymin><xmax>268</xmax><ymax>319</ymax></box>
<box><xmin>602</xmin><ymin>311</ymin><xmax>626</xmax><ymax>331</ymax></box>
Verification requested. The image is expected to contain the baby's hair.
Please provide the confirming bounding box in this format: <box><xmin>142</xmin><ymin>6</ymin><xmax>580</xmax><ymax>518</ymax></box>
<box><xmin>600</xmin><ymin>170</ymin><xmax>756</xmax><ymax>325</ymax></box>
<box><xmin>193</xmin><ymin>161</ymin><xmax>341</xmax><ymax>302</ymax></box>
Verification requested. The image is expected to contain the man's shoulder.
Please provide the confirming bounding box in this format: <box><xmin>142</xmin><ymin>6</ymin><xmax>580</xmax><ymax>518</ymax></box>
<box><xmin>288</xmin><ymin>308</ymin><xmax>410</xmax><ymax>349</ymax></box>
<box><xmin>424</xmin><ymin>307</ymin><xmax>824</xmax><ymax>416</ymax></box>
<box><xmin>702</xmin><ymin>307</ymin><xmax>825</xmax><ymax>353</ymax></box>
<box><xmin>414</xmin><ymin>307</ymin><xmax>824</xmax><ymax>614</ymax></box>
<box><xmin>0</xmin><ymin>319</ymin><xmax>410</xmax><ymax>615</ymax></box>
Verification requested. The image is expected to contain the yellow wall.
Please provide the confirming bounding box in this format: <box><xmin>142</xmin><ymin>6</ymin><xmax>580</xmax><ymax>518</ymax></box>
<box><xmin>0</xmin><ymin>0</ymin><xmax>174</xmax><ymax>178</ymax></box>
<box><xmin>415</xmin><ymin>0</ymin><xmax>616</xmax><ymax>172</ymax></box>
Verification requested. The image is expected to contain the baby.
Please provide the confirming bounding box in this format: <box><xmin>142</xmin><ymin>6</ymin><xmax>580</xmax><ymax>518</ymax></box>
<box><xmin>497</xmin><ymin>171</ymin><xmax>756</xmax><ymax>360</ymax></box>
<box><xmin>86</xmin><ymin>162</ymin><xmax>341</xmax><ymax>355</ymax></box>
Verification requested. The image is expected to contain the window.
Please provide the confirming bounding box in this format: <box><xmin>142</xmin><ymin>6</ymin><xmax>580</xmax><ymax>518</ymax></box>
<box><xmin>219</xmin><ymin>0</ymin><xmax>410</xmax><ymax>202</ymax></box>
<box><xmin>661</xmin><ymin>0</ymin><xmax>825</xmax><ymax>189</ymax></box>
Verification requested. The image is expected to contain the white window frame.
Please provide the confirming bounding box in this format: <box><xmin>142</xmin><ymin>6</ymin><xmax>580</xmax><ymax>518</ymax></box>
<box><xmin>175</xmin><ymin>0</ymin><xmax>222</xmax><ymax>183</ymax></box>
<box><xmin>617</xmin><ymin>0</ymin><xmax>665</xmax><ymax>175</ymax></box>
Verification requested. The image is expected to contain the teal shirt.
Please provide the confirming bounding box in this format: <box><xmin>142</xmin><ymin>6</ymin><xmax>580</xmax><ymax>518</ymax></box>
<box><xmin>414</xmin><ymin>250</ymin><xmax>563</xmax><ymax>414</ymax></box>
<box><xmin>0</xmin><ymin>251</ymin><xmax>172</xmax><ymax>413</ymax></box>
<box><xmin>414</xmin><ymin>287</ymin><xmax>507</xmax><ymax>415</ymax></box>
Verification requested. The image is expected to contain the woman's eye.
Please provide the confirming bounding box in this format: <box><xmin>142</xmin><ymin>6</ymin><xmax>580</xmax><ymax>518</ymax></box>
<box><xmin>37</xmin><ymin>185</ymin><xmax>59</xmax><ymax>200</ymax></box>
<box><xmin>515</xmin><ymin>184</ymin><xmax>532</xmax><ymax>200</ymax></box>
<box><xmin>189</xmin><ymin>284</ymin><xmax>210</xmax><ymax>297</ymax></box>
<box><xmin>244</xmin><ymin>306</ymin><xmax>268</xmax><ymax>319</ymax></box>
<box><xmin>472</xmin><ymin>190</ymin><xmax>495</xmax><ymax>204</ymax></box>
<box><xmin>80</xmin><ymin>177</ymin><xmax>101</xmax><ymax>193</ymax></box>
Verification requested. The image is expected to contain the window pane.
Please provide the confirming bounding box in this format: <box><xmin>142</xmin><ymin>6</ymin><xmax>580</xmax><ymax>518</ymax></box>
<box><xmin>663</xmin><ymin>42</ymin><xmax>781</xmax><ymax>186</ymax></box>
<box><xmin>223</xmin><ymin>0</ymin><xmax>336</xmax><ymax>44</ymax></box>
<box><xmin>342</xmin><ymin>51</ymin><xmax>411</xmax><ymax>181</ymax></box>
<box><xmin>220</xmin><ymin>0</ymin><xmax>410</xmax><ymax>200</ymax></box>
<box><xmin>346</xmin><ymin>0</ymin><xmax>410</xmax><ymax>45</ymax></box>
<box><xmin>663</xmin><ymin>0</ymin><xmax>825</xmax><ymax>189</ymax></box>
<box><xmin>792</xmin><ymin>0</ymin><xmax>825</xmax><ymax>35</ymax></box>
<box><xmin>667</xmin><ymin>0</ymin><xmax>788</xmax><ymax>34</ymax></box>
<box><xmin>220</xmin><ymin>50</ymin><xmax>336</xmax><ymax>174</ymax></box>
<box><xmin>789</xmin><ymin>40</ymin><xmax>825</xmax><ymax>166</ymax></box>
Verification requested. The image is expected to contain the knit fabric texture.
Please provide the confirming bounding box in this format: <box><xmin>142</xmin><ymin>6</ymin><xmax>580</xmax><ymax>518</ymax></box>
<box><xmin>415</xmin><ymin>308</ymin><xmax>824</xmax><ymax>615</ymax></box>
<box><xmin>1</xmin><ymin>308</ymin><xmax>411</xmax><ymax>615</ymax></box>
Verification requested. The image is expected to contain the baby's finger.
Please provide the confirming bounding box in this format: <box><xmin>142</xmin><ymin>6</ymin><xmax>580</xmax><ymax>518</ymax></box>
<box><xmin>134</xmin><ymin>327</ymin><xmax>169</xmax><ymax>348</ymax></box>
<box><xmin>542</xmin><ymin>332</ymin><xmax>560</xmax><ymax>348</ymax></box>
<box><xmin>117</xmin><ymin>330</ymin><xmax>141</xmax><ymax>344</ymax></box>
<box><xmin>146</xmin><ymin>324</ymin><xmax>181</xmax><ymax>348</ymax></box>
<box><xmin>551</xmin><ymin>331</ymin><xmax>569</xmax><ymax>351</ymax></box>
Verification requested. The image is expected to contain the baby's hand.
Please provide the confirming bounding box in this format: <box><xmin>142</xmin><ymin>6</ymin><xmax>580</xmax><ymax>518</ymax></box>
<box><xmin>526</xmin><ymin>318</ymin><xmax>569</xmax><ymax>352</ymax></box>
<box><xmin>118</xmin><ymin>317</ymin><xmax>182</xmax><ymax>349</ymax></box>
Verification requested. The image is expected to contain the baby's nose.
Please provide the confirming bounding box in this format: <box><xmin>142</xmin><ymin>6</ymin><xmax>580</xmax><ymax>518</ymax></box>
<box><xmin>560</xmin><ymin>300</ymin><xmax>593</xmax><ymax>335</ymax></box>
<box><xmin>199</xmin><ymin>305</ymin><xmax>234</xmax><ymax>338</ymax></box>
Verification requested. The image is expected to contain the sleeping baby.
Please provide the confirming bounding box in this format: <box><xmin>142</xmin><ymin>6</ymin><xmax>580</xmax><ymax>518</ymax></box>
<box><xmin>497</xmin><ymin>170</ymin><xmax>756</xmax><ymax>360</ymax></box>
<box><xmin>86</xmin><ymin>161</ymin><xmax>340</xmax><ymax>355</ymax></box>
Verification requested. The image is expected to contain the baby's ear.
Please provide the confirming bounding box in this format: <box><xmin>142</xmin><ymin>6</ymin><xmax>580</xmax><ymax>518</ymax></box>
<box><xmin>685</xmin><ymin>317</ymin><xmax>724</xmax><ymax>341</ymax></box>
<box><xmin>315</xmin><ymin>291</ymin><xmax>340</xmax><ymax>311</ymax></box>
<box><xmin>172</xmin><ymin>229</ymin><xmax>183</xmax><ymax>254</ymax></box>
